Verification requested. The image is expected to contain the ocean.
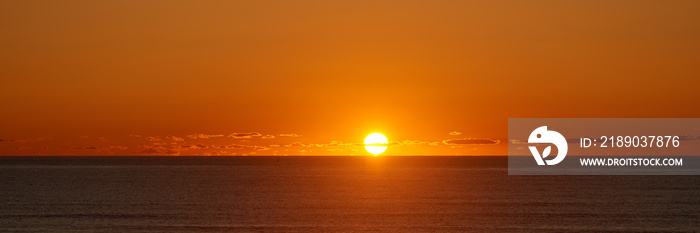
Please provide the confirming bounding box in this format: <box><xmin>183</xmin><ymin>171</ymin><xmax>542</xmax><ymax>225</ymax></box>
<box><xmin>1</xmin><ymin>156</ymin><xmax>698</xmax><ymax>232</ymax></box>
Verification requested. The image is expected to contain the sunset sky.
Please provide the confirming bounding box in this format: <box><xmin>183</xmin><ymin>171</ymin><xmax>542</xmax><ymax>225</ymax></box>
<box><xmin>1</xmin><ymin>1</ymin><xmax>698</xmax><ymax>155</ymax></box>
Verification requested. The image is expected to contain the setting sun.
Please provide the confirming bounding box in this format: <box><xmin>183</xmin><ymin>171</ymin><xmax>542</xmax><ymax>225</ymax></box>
<box><xmin>364</xmin><ymin>133</ymin><xmax>388</xmax><ymax>155</ymax></box>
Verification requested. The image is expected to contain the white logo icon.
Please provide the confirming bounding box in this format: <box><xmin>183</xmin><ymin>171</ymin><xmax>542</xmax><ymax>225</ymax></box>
<box><xmin>528</xmin><ymin>126</ymin><xmax>568</xmax><ymax>165</ymax></box>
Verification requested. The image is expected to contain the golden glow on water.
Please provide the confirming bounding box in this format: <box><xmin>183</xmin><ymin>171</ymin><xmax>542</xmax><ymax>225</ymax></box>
<box><xmin>364</xmin><ymin>133</ymin><xmax>388</xmax><ymax>155</ymax></box>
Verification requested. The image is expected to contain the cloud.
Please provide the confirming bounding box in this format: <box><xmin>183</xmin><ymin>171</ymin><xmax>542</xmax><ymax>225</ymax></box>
<box><xmin>187</xmin><ymin>134</ymin><xmax>224</xmax><ymax>139</ymax></box>
<box><xmin>182</xmin><ymin>143</ymin><xmax>270</xmax><ymax>151</ymax></box>
<box><xmin>107</xmin><ymin>146</ymin><xmax>129</xmax><ymax>150</ymax></box>
<box><xmin>137</xmin><ymin>146</ymin><xmax>178</xmax><ymax>155</ymax></box>
<box><xmin>279</xmin><ymin>133</ymin><xmax>302</xmax><ymax>137</ymax></box>
<box><xmin>297</xmin><ymin>141</ymin><xmax>356</xmax><ymax>148</ymax></box>
<box><xmin>180</xmin><ymin>144</ymin><xmax>208</xmax><ymax>149</ymax></box>
<box><xmin>147</xmin><ymin>137</ymin><xmax>161</xmax><ymax>142</ymax></box>
<box><xmin>397</xmin><ymin>140</ymin><xmax>427</xmax><ymax>146</ymax></box>
<box><xmin>567</xmin><ymin>138</ymin><xmax>583</xmax><ymax>144</ymax></box>
<box><xmin>279</xmin><ymin>141</ymin><xmax>360</xmax><ymax>149</ymax></box>
<box><xmin>509</xmin><ymin>139</ymin><xmax>527</xmax><ymax>145</ymax></box>
<box><xmin>139</xmin><ymin>148</ymin><xmax>159</xmax><ymax>154</ymax></box>
<box><xmin>443</xmin><ymin>138</ymin><xmax>500</xmax><ymax>145</ymax></box>
<box><xmin>678</xmin><ymin>135</ymin><xmax>700</xmax><ymax>141</ymax></box>
<box><xmin>73</xmin><ymin>146</ymin><xmax>128</xmax><ymax>151</ymax></box>
<box><xmin>224</xmin><ymin>144</ymin><xmax>269</xmax><ymax>150</ymax></box>
<box><xmin>286</xmin><ymin>142</ymin><xmax>306</xmax><ymax>147</ymax></box>
<box><xmin>262</xmin><ymin>135</ymin><xmax>275</xmax><ymax>139</ymax></box>
<box><xmin>228</xmin><ymin>132</ymin><xmax>262</xmax><ymax>139</ymax></box>
<box><xmin>393</xmin><ymin>140</ymin><xmax>441</xmax><ymax>146</ymax></box>
<box><xmin>0</xmin><ymin>139</ymin><xmax>15</xmax><ymax>142</ymax></box>
<box><xmin>449</xmin><ymin>131</ymin><xmax>462</xmax><ymax>136</ymax></box>
<box><xmin>514</xmin><ymin>136</ymin><xmax>700</xmax><ymax>145</ymax></box>
<box><xmin>511</xmin><ymin>138</ymin><xmax>582</xmax><ymax>144</ymax></box>
<box><xmin>166</xmin><ymin>136</ymin><xmax>185</xmax><ymax>141</ymax></box>
<box><xmin>129</xmin><ymin>134</ymin><xmax>142</xmax><ymax>138</ymax></box>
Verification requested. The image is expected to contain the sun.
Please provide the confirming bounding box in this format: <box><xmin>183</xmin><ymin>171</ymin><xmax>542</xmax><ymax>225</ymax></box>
<box><xmin>364</xmin><ymin>133</ymin><xmax>388</xmax><ymax>155</ymax></box>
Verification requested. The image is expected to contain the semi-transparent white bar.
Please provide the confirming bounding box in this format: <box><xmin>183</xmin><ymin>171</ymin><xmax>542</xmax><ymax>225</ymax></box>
<box><xmin>508</xmin><ymin>118</ymin><xmax>700</xmax><ymax>175</ymax></box>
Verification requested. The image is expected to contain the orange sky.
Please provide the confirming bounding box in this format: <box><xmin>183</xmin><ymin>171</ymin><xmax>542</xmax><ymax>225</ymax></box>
<box><xmin>1</xmin><ymin>1</ymin><xmax>699</xmax><ymax>155</ymax></box>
